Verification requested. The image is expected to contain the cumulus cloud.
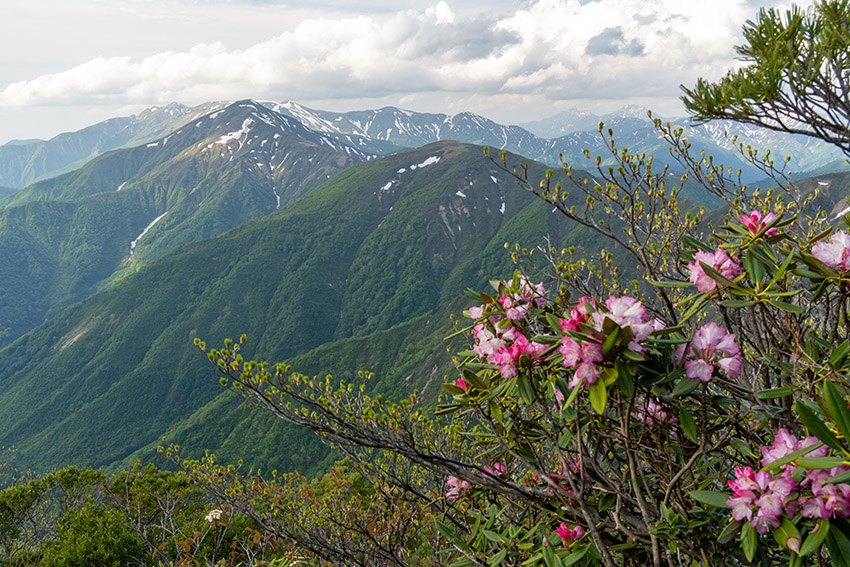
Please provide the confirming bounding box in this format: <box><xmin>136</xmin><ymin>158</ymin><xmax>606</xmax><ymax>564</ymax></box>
<box><xmin>0</xmin><ymin>0</ymin><xmax>813</xmax><ymax>118</ymax></box>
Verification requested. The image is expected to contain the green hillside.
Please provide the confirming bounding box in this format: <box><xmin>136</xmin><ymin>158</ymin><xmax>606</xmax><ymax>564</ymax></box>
<box><xmin>0</xmin><ymin>101</ymin><xmax>367</xmax><ymax>348</ymax></box>
<box><xmin>0</xmin><ymin>140</ymin><xmax>586</xmax><ymax>475</ymax></box>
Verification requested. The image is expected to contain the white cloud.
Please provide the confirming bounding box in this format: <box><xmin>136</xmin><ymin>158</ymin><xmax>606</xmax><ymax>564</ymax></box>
<box><xmin>0</xmin><ymin>0</ymin><xmax>818</xmax><ymax>141</ymax></box>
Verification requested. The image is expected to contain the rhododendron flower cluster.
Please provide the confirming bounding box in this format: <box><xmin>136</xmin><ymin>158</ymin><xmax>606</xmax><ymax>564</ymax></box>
<box><xmin>687</xmin><ymin>249</ymin><xmax>742</xmax><ymax>292</ymax></box>
<box><xmin>812</xmin><ymin>230</ymin><xmax>850</xmax><ymax>272</ymax></box>
<box><xmin>466</xmin><ymin>278</ymin><xmax>549</xmax><ymax>379</ymax></box>
<box><xmin>446</xmin><ymin>476</ymin><xmax>472</xmax><ymax>500</ymax></box>
<box><xmin>727</xmin><ymin>429</ymin><xmax>850</xmax><ymax>536</ymax></box>
<box><xmin>559</xmin><ymin>296</ymin><xmax>661</xmax><ymax>388</ymax></box>
<box><xmin>740</xmin><ymin>210</ymin><xmax>778</xmax><ymax>236</ymax></box>
<box><xmin>675</xmin><ymin>322</ymin><xmax>742</xmax><ymax>382</ymax></box>
<box><xmin>555</xmin><ymin>523</ymin><xmax>585</xmax><ymax>545</ymax></box>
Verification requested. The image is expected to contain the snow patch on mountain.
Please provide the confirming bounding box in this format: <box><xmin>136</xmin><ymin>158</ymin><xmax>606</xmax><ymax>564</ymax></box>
<box><xmin>411</xmin><ymin>156</ymin><xmax>440</xmax><ymax>169</ymax></box>
<box><xmin>215</xmin><ymin>118</ymin><xmax>255</xmax><ymax>148</ymax></box>
<box><xmin>130</xmin><ymin>212</ymin><xmax>168</xmax><ymax>254</ymax></box>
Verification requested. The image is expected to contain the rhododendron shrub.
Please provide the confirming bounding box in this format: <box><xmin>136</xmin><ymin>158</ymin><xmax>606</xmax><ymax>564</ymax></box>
<box><xmin>193</xmin><ymin>112</ymin><xmax>850</xmax><ymax>567</ymax></box>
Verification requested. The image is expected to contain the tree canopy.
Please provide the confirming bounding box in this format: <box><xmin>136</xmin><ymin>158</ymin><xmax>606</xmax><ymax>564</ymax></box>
<box><xmin>681</xmin><ymin>0</ymin><xmax>850</xmax><ymax>155</ymax></box>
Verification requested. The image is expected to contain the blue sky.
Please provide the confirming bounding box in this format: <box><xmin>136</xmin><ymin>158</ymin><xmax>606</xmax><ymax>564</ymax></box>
<box><xmin>0</xmin><ymin>0</ymin><xmax>807</xmax><ymax>144</ymax></box>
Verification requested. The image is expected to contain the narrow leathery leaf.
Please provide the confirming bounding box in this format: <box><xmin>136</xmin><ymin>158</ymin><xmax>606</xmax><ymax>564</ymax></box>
<box><xmin>772</xmin><ymin>517</ymin><xmax>802</xmax><ymax>554</ymax></box>
<box><xmin>649</xmin><ymin>280</ymin><xmax>692</xmax><ymax>288</ymax></box>
<box><xmin>563</xmin><ymin>381</ymin><xmax>582</xmax><ymax>409</ymax></box>
<box><xmin>763</xmin><ymin>442</ymin><xmax>825</xmax><ymax>472</ymax></box>
<box><xmin>561</xmin><ymin>545</ymin><xmax>591</xmax><ymax>566</ymax></box>
<box><xmin>765</xmin><ymin>250</ymin><xmax>795</xmax><ymax>290</ymax></box>
<box><xmin>683</xmin><ymin>235</ymin><xmax>712</xmax><ymax>251</ymax></box>
<box><xmin>745</xmin><ymin>250</ymin><xmax>765</xmax><ymax>285</ymax></box>
<box><xmin>601</xmin><ymin>325</ymin><xmax>620</xmax><ymax>355</ymax></box>
<box><xmin>616</xmin><ymin>360</ymin><xmax>634</xmax><ymax>397</ymax></box>
<box><xmin>489</xmin><ymin>548</ymin><xmax>507</xmax><ymax>566</ymax></box>
<box><xmin>436</xmin><ymin>521</ymin><xmax>472</xmax><ymax>552</ymax></box>
<box><xmin>673</xmin><ymin>377</ymin><xmax>701</xmax><ymax>397</ymax></box>
<box><xmin>827</xmin><ymin>525</ymin><xmax>850</xmax><ymax>567</ymax></box>
<box><xmin>545</xmin><ymin>312</ymin><xmax>563</xmax><ymax>332</ymax></box>
<box><xmin>796</xmin><ymin>456</ymin><xmax>849</xmax><ymax>469</ymax></box>
<box><xmin>742</xmin><ymin>522</ymin><xmax>758</xmax><ymax>562</ymax></box>
<box><xmin>699</xmin><ymin>261</ymin><xmax>749</xmax><ymax>292</ymax></box>
<box><xmin>588</xmin><ymin>380</ymin><xmax>607</xmax><ymax>414</ymax></box>
<box><xmin>717</xmin><ymin>521</ymin><xmax>743</xmax><ymax>544</ymax></box>
<box><xmin>799</xmin><ymin>520</ymin><xmax>829</xmax><ymax>556</ymax></box>
<box><xmin>756</xmin><ymin>386</ymin><xmax>793</xmax><ymax>399</ymax></box>
<box><xmin>542</xmin><ymin>543</ymin><xmax>556</xmax><ymax>567</ymax></box>
<box><xmin>602</xmin><ymin>366</ymin><xmax>618</xmax><ymax>386</ymax></box>
<box><xmin>690</xmin><ymin>490</ymin><xmax>731</xmax><ymax>509</ymax></box>
<box><xmin>517</xmin><ymin>374</ymin><xmax>535</xmax><ymax>405</ymax></box>
<box><xmin>442</xmin><ymin>383</ymin><xmax>466</xmax><ymax>395</ymax></box>
<box><xmin>620</xmin><ymin>348</ymin><xmax>646</xmax><ymax>361</ymax></box>
<box><xmin>831</xmin><ymin>340</ymin><xmax>850</xmax><ymax>367</ymax></box>
<box><xmin>824</xmin><ymin>381</ymin><xmax>850</xmax><ymax>444</ymax></box>
<box><xmin>827</xmin><ymin>470</ymin><xmax>850</xmax><ymax>485</ymax></box>
<box><xmin>719</xmin><ymin>299</ymin><xmax>757</xmax><ymax>308</ymax></box>
<box><xmin>795</xmin><ymin>399</ymin><xmax>844</xmax><ymax>453</ymax></box>
<box><xmin>768</xmin><ymin>299</ymin><xmax>805</xmax><ymax>313</ymax></box>
<box><xmin>678</xmin><ymin>405</ymin><xmax>698</xmax><ymax>443</ymax></box>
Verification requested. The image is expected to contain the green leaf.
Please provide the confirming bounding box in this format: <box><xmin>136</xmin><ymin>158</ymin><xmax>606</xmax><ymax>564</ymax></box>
<box><xmin>772</xmin><ymin>517</ymin><xmax>802</xmax><ymax>554</ymax></box>
<box><xmin>799</xmin><ymin>520</ymin><xmax>829</xmax><ymax>556</ymax></box>
<box><xmin>516</xmin><ymin>373</ymin><xmax>536</xmax><ymax>405</ymax></box>
<box><xmin>561</xmin><ymin>544</ymin><xmax>590</xmax><ymax>566</ymax></box>
<box><xmin>673</xmin><ymin>377</ymin><xmax>701</xmax><ymax>397</ymax></box>
<box><xmin>795</xmin><ymin>399</ymin><xmax>844</xmax><ymax>453</ymax></box>
<box><xmin>767</xmin><ymin>299</ymin><xmax>804</xmax><ymax>313</ymax></box>
<box><xmin>796</xmin><ymin>456</ymin><xmax>849</xmax><ymax>469</ymax></box>
<box><xmin>436</xmin><ymin>521</ymin><xmax>472</xmax><ymax>552</ymax></box>
<box><xmin>718</xmin><ymin>299</ymin><xmax>757</xmax><ymax>308</ymax></box>
<box><xmin>601</xmin><ymin>325</ymin><xmax>620</xmax><ymax>355</ymax></box>
<box><xmin>616</xmin><ymin>360</ymin><xmax>634</xmax><ymax>397</ymax></box>
<box><xmin>717</xmin><ymin>520</ymin><xmax>743</xmax><ymax>544</ymax></box>
<box><xmin>588</xmin><ymin>380</ymin><xmax>607</xmax><ymax>414</ymax></box>
<box><xmin>824</xmin><ymin>381</ymin><xmax>850</xmax><ymax>445</ymax></box>
<box><xmin>699</xmin><ymin>261</ymin><xmax>749</xmax><ymax>292</ymax></box>
<box><xmin>763</xmin><ymin>441</ymin><xmax>826</xmax><ymax>472</ymax></box>
<box><xmin>648</xmin><ymin>280</ymin><xmax>692</xmax><ymax>288</ymax></box>
<box><xmin>542</xmin><ymin>542</ymin><xmax>557</xmax><ymax>567</ymax></box>
<box><xmin>741</xmin><ymin>522</ymin><xmax>758</xmax><ymax>562</ymax></box>
<box><xmin>756</xmin><ymin>386</ymin><xmax>793</xmax><ymax>399</ymax></box>
<box><xmin>678</xmin><ymin>405</ymin><xmax>698</xmax><ymax>443</ymax></box>
<box><xmin>832</xmin><ymin>340</ymin><xmax>850</xmax><ymax>368</ymax></box>
<box><xmin>827</xmin><ymin>470</ymin><xmax>850</xmax><ymax>485</ymax></box>
<box><xmin>489</xmin><ymin>548</ymin><xmax>507</xmax><ymax>566</ymax></box>
<box><xmin>764</xmin><ymin>250</ymin><xmax>795</xmax><ymax>290</ymax></box>
<box><xmin>745</xmin><ymin>250</ymin><xmax>765</xmax><ymax>285</ymax></box>
<box><xmin>689</xmin><ymin>490</ymin><xmax>731</xmax><ymax>509</ymax></box>
<box><xmin>827</xmin><ymin>523</ymin><xmax>850</xmax><ymax>567</ymax></box>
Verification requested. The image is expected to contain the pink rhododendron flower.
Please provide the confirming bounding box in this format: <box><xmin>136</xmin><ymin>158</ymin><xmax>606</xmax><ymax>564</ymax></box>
<box><xmin>464</xmin><ymin>305</ymin><xmax>485</xmax><ymax>319</ymax></box>
<box><xmin>555</xmin><ymin>523</ymin><xmax>585</xmax><ymax>544</ymax></box>
<box><xmin>455</xmin><ymin>378</ymin><xmax>470</xmax><ymax>392</ymax></box>
<box><xmin>740</xmin><ymin>210</ymin><xmax>778</xmax><ymax>236</ymax></box>
<box><xmin>687</xmin><ymin>249</ymin><xmax>742</xmax><ymax>292</ymax></box>
<box><xmin>446</xmin><ymin>476</ymin><xmax>472</xmax><ymax>500</ymax></box>
<box><xmin>560</xmin><ymin>295</ymin><xmax>660</xmax><ymax>388</ymax></box>
<box><xmin>483</xmin><ymin>462</ymin><xmax>507</xmax><ymax>477</ymax></box>
<box><xmin>812</xmin><ymin>230</ymin><xmax>850</xmax><ymax>272</ymax></box>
